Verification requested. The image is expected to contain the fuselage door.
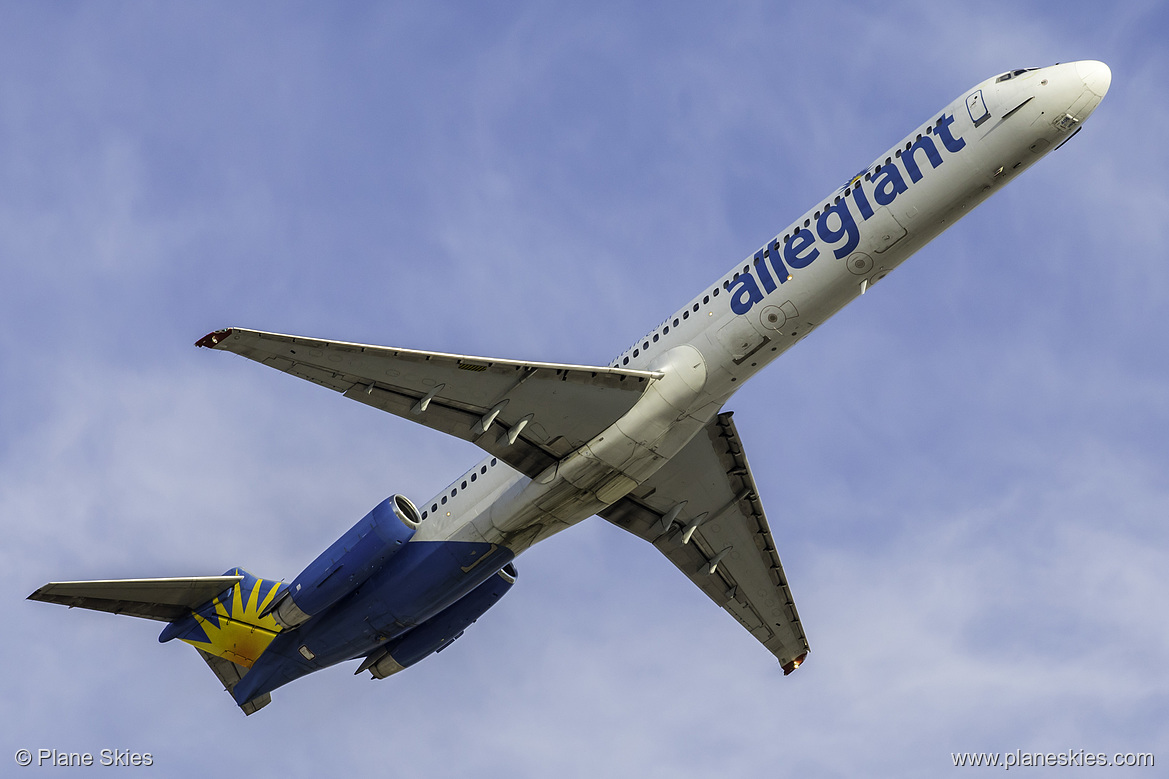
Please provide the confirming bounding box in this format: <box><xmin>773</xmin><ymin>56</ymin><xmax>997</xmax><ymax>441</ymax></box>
<box><xmin>967</xmin><ymin>90</ymin><xmax>990</xmax><ymax>127</ymax></box>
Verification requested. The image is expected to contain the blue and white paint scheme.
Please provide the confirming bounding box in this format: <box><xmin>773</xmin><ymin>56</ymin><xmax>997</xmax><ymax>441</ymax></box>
<box><xmin>30</xmin><ymin>61</ymin><xmax>1111</xmax><ymax>715</ymax></box>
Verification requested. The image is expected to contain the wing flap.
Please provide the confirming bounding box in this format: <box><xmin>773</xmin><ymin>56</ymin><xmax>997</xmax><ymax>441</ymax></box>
<box><xmin>198</xmin><ymin>328</ymin><xmax>660</xmax><ymax>480</ymax></box>
<box><xmin>600</xmin><ymin>412</ymin><xmax>809</xmax><ymax>671</ymax></box>
<box><xmin>28</xmin><ymin>576</ymin><xmax>244</xmax><ymax>623</ymax></box>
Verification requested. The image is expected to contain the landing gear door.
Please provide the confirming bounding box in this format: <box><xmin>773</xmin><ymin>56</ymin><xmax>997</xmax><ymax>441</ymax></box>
<box><xmin>967</xmin><ymin>90</ymin><xmax>990</xmax><ymax>127</ymax></box>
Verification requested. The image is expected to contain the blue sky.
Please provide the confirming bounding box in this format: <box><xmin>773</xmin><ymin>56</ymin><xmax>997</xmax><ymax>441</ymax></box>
<box><xmin>3</xmin><ymin>2</ymin><xmax>1166</xmax><ymax>776</ymax></box>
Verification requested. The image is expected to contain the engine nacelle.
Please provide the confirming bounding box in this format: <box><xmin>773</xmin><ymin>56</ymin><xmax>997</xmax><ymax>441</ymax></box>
<box><xmin>268</xmin><ymin>495</ymin><xmax>420</xmax><ymax>629</ymax></box>
<box><xmin>362</xmin><ymin>562</ymin><xmax>517</xmax><ymax>679</ymax></box>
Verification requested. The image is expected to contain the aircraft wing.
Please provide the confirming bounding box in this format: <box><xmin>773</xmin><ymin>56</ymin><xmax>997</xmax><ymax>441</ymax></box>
<box><xmin>197</xmin><ymin>328</ymin><xmax>661</xmax><ymax>480</ymax></box>
<box><xmin>599</xmin><ymin>412</ymin><xmax>809</xmax><ymax>672</ymax></box>
<box><xmin>27</xmin><ymin>576</ymin><xmax>243</xmax><ymax>622</ymax></box>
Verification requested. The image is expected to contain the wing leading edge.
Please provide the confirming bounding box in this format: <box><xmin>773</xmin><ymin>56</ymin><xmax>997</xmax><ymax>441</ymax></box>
<box><xmin>600</xmin><ymin>412</ymin><xmax>809</xmax><ymax>673</ymax></box>
<box><xmin>197</xmin><ymin>328</ymin><xmax>661</xmax><ymax>480</ymax></box>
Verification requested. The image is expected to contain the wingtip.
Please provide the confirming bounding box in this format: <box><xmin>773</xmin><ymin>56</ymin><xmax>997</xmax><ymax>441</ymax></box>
<box><xmin>196</xmin><ymin>328</ymin><xmax>234</xmax><ymax>348</ymax></box>
<box><xmin>781</xmin><ymin>652</ymin><xmax>808</xmax><ymax>675</ymax></box>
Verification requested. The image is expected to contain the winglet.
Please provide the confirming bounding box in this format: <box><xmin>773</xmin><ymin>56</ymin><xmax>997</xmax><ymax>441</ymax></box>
<box><xmin>196</xmin><ymin>329</ymin><xmax>234</xmax><ymax>348</ymax></box>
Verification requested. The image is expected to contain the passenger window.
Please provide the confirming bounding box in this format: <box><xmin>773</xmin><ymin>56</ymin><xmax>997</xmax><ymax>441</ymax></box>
<box><xmin>703</xmin><ymin>295</ymin><xmax>709</xmax><ymax>304</ymax></box>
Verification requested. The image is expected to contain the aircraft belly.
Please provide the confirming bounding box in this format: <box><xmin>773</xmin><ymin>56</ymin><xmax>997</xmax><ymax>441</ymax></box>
<box><xmin>289</xmin><ymin>542</ymin><xmax>511</xmax><ymax>661</ymax></box>
<box><xmin>230</xmin><ymin>539</ymin><xmax>514</xmax><ymax>703</ymax></box>
<box><xmin>464</xmin><ymin>405</ymin><xmax>718</xmax><ymax>555</ymax></box>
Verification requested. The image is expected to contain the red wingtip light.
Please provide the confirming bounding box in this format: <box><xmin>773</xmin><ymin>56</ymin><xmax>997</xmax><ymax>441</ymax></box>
<box><xmin>195</xmin><ymin>329</ymin><xmax>233</xmax><ymax>348</ymax></box>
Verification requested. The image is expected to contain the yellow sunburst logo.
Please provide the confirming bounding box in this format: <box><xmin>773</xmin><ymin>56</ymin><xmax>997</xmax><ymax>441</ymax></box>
<box><xmin>180</xmin><ymin>571</ymin><xmax>285</xmax><ymax>668</ymax></box>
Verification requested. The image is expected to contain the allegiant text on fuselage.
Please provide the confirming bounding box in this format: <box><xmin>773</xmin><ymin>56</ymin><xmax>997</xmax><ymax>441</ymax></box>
<box><xmin>727</xmin><ymin>113</ymin><xmax>967</xmax><ymax>315</ymax></box>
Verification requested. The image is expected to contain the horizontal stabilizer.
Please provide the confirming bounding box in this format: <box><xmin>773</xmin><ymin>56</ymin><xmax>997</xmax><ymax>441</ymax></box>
<box><xmin>31</xmin><ymin>571</ymin><xmax>283</xmax><ymax>714</ymax></box>
<box><xmin>197</xmin><ymin>327</ymin><xmax>661</xmax><ymax>480</ymax></box>
<box><xmin>28</xmin><ymin>576</ymin><xmax>243</xmax><ymax>623</ymax></box>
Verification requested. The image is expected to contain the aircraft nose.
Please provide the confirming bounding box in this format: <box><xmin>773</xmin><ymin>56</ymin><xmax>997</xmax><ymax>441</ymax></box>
<box><xmin>1075</xmin><ymin>60</ymin><xmax>1112</xmax><ymax>98</ymax></box>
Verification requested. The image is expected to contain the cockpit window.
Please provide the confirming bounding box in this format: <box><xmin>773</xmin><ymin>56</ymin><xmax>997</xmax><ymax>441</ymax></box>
<box><xmin>996</xmin><ymin>68</ymin><xmax>1039</xmax><ymax>83</ymax></box>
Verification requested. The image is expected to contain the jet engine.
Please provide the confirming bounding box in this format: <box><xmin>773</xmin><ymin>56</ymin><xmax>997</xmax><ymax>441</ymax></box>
<box><xmin>266</xmin><ymin>494</ymin><xmax>421</xmax><ymax>629</ymax></box>
<box><xmin>359</xmin><ymin>562</ymin><xmax>517</xmax><ymax>679</ymax></box>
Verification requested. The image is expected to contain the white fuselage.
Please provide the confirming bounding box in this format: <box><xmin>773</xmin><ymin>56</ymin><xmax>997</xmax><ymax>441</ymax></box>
<box><xmin>414</xmin><ymin>61</ymin><xmax>1111</xmax><ymax>554</ymax></box>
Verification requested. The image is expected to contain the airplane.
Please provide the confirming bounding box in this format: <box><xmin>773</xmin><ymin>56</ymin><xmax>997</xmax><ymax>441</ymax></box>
<box><xmin>30</xmin><ymin>61</ymin><xmax>1111</xmax><ymax>715</ymax></box>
